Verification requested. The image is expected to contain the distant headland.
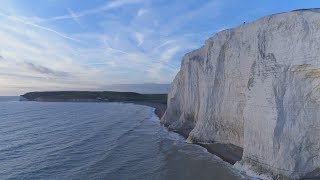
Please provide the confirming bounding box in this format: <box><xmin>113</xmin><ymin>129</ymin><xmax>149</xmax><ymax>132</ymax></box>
<box><xmin>20</xmin><ymin>91</ymin><xmax>167</xmax><ymax>118</ymax></box>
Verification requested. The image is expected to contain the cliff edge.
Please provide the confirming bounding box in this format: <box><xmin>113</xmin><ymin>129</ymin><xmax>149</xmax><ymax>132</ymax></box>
<box><xmin>161</xmin><ymin>9</ymin><xmax>320</xmax><ymax>179</ymax></box>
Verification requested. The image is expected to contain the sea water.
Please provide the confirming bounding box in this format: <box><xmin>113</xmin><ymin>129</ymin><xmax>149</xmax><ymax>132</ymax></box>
<box><xmin>0</xmin><ymin>97</ymin><xmax>248</xmax><ymax>180</ymax></box>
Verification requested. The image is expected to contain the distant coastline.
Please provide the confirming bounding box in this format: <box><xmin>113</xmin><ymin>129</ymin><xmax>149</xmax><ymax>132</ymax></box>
<box><xmin>20</xmin><ymin>91</ymin><xmax>167</xmax><ymax>118</ymax></box>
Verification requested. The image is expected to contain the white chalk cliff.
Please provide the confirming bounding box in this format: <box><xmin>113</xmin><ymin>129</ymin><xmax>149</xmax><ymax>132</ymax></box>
<box><xmin>161</xmin><ymin>9</ymin><xmax>320</xmax><ymax>178</ymax></box>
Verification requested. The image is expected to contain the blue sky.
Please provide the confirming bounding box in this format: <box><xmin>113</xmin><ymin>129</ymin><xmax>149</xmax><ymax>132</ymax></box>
<box><xmin>0</xmin><ymin>0</ymin><xmax>319</xmax><ymax>95</ymax></box>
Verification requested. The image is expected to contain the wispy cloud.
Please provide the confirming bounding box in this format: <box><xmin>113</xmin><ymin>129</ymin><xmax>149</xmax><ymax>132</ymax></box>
<box><xmin>136</xmin><ymin>8</ymin><xmax>148</xmax><ymax>17</ymax></box>
<box><xmin>134</xmin><ymin>32</ymin><xmax>144</xmax><ymax>46</ymax></box>
<box><xmin>160</xmin><ymin>46</ymin><xmax>181</xmax><ymax>62</ymax></box>
<box><xmin>0</xmin><ymin>12</ymin><xmax>80</xmax><ymax>42</ymax></box>
<box><xmin>0</xmin><ymin>17</ymin><xmax>110</xmax><ymax>94</ymax></box>
<box><xmin>47</xmin><ymin>0</ymin><xmax>145</xmax><ymax>21</ymax></box>
<box><xmin>105</xmin><ymin>0</ymin><xmax>144</xmax><ymax>9</ymax></box>
<box><xmin>0</xmin><ymin>0</ymin><xmax>227</xmax><ymax>95</ymax></box>
<box><xmin>66</xmin><ymin>8</ymin><xmax>84</xmax><ymax>28</ymax></box>
<box><xmin>23</xmin><ymin>61</ymin><xmax>70</xmax><ymax>77</ymax></box>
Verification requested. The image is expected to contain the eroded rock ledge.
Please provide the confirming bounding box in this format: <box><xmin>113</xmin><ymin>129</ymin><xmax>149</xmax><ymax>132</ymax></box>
<box><xmin>161</xmin><ymin>9</ymin><xmax>320</xmax><ymax>179</ymax></box>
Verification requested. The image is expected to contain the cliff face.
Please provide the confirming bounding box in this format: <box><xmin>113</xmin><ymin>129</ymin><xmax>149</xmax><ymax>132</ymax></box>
<box><xmin>161</xmin><ymin>9</ymin><xmax>320</xmax><ymax>178</ymax></box>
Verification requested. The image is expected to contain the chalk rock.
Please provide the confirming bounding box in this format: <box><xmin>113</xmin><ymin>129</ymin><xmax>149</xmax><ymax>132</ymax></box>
<box><xmin>161</xmin><ymin>9</ymin><xmax>320</xmax><ymax>178</ymax></box>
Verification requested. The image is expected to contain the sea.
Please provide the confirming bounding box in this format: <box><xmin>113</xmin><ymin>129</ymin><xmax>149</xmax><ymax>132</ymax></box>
<box><xmin>0</xmin><ymin>96</ymin><xmax>250</xmax><ymax>180</ymax></box>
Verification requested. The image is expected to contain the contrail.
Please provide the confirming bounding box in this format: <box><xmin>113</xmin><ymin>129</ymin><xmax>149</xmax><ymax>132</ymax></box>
<box><xmin>0</xmin><ymin>12</ymin><xmax>81</xmax><ymax>43</ymax></box>
<box><xmin>46</xmin><ymin>0</ymin><xmax>144</xmax><ymax>22</ymax></box>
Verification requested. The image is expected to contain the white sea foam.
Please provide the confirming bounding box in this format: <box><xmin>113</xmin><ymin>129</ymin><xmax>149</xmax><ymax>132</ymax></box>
<box><xmin>234</xmin><ymin>162</ymin><xmax>272</xmax><ymax>180</ymax></box>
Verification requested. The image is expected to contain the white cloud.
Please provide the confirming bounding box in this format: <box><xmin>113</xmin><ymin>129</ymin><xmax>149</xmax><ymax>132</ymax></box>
<box><xmin>0</xmin><ymin>18</ymin><xmax>109</xmax><ymax>94</ymax></box>
<box><xmin>0</xmin><ymin>0</ymin><xmax>227</xmax><ymax>95</ymax></box>
<box><xmin>0</xmin><ymin>13</ymin><xmax>182</xmax><ymax>95</ymax></box>
<box><xmin>105</xmin><ymin>0</ymin><xmax>144</xmax><ymax>9</ymax></box>
<box><xmin>134</xmin><ymin>32</ymin><xmax>144</xmax><ymax>46</ymax></box>
<box><xmin>160</xmin><ymin>46</ymin><xmax>181</xmax><ymax>62</ymax></box>
<box><xmin>137</xmin><ymin>8</ymin><xmax>148</xmax><ymax>17</ymax></box>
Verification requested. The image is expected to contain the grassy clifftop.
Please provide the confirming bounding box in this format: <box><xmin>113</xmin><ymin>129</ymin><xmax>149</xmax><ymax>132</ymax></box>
<box><xmin>21</xmin><ymin>91</ymin><xmax>168</xmax><ymax>104</ymax></box>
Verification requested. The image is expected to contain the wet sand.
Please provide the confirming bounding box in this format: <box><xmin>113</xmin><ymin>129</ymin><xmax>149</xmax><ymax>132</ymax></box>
<box><xmin>197</xmin><ymin>143</ymin><xmax>243</xmax><ymax>165</ymax></box>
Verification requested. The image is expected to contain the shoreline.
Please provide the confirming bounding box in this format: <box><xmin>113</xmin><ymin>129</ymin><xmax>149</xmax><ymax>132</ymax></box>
<box><xmin>159</xmin><ymin>116</ymin><xmax>243</xmax><ymax>166</ymax></box>
<box><xmin>197</xmin><ymin>143</ymin><xmax>243</xmax><ymax>165</ymax></box>
<box><xmin>161</xmin><ymin>126</ymin><xmax>244</xmax><ymax>166</ymax></box>
<box><xmin>127</xmin><ymin>101</ymin><xmax>167</xmax><ymax>119</ymax></box>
